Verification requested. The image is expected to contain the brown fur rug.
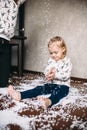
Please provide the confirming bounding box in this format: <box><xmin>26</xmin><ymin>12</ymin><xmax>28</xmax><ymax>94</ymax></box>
<box><xmin>0</xmin><ymin>72</ymin><xmax>87</xmax><ymax>130</ymax></box>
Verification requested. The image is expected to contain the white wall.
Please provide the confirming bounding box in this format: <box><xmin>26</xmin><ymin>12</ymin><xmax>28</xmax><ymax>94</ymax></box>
<box><xmin>24</xmin><ymin>0</ymin><xmax>87</xmax><ymax>79</ymax></box>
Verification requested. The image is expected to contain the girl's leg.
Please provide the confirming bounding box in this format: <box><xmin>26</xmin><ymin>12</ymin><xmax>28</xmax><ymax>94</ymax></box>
<box><xmin>21</xmin><ymin>83</ymin><xmax>55</xmax><ymax>99</ymax></box>
<box><xmin>8</xmin><ymin>83</ymin><xmax>55</xmax><ymax>101</ymax></box>
<box><xmin>37</xmin><ymin>96</ymin><xmax>52</xmax><ymax>109</ymax></box>
<box><xmin>8</xmin><ymin>85</ymin><xmax>44</xmax><ymax>101</ymax></box>
<box><xmin>37</xmin><ymin>84</ymin><xmax>58</xmax><ymax>108</ymax></box>
<box><xmin>42</xmin><ymin>83</ymin><xmax>58</xmax><ymax>94</ymax></box>
<box><xmin>20</xmin><ymin>86</ymin><xmax>44</xmax><ymax>99</ymax></box>
<box><xmin>49</xmin><ymin>85</ymin><xmax>69</xmax><ymax>107</ymax></box>
<box><xmin>8</xmin><ymin>84</ymin><xmax>69</xmax><ymax>108</ymax></box>
<box><xmin>8</xmin><ymin>85</ymin><xmax>52</xmax><ymax>108</ymax></box>
<box><xmin>8</xmin><ymin>85</ymin><xmax>21</xmax><ymax>101</ymax></box>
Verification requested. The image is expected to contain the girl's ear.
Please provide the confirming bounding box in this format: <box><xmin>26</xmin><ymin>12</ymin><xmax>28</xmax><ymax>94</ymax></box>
<box><xmin>62</xmin><ymin>47</ymin><xmax>65</xmax><ymax>52</ymax></box>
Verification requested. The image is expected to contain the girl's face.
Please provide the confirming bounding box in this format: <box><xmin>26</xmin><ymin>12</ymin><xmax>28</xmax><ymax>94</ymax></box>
<box><xmin>48</xmin><ymin>41</ymin><xmax>65</xmax><ymax>61</ymax></box>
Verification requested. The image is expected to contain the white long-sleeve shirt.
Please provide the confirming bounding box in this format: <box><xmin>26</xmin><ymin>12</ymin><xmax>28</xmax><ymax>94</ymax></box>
<box><xmin>44</xmin><ymin>56</ymin><xmax>72</xmax><ymax>86</ymax></box>
<box><xmin>0</xmin><ymin>0</ymin><xmax>26</xmax><ymax>40</ymax></box>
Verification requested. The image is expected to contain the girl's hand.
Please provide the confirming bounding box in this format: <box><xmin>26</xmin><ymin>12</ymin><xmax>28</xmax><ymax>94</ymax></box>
<box><xmin>47</xmin><ymin>68</ymin><xmax>56</xmax><ymax>81</ymax></box>
<box><xmin>14</xmin><ymin>0</ymin><xmax>19</xmax><ymax>4</ymax></box>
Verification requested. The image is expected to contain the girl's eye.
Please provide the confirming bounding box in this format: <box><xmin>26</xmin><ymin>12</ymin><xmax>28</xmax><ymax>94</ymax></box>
<box><xmin>50</xmin><ymin>52</ymin><xmax>58</xmax><ymax>55</ymax></box>
<box><xmin>55</xmin><ymin>52</ymin><xmax>58</xmax><ymax>54</ymax></box>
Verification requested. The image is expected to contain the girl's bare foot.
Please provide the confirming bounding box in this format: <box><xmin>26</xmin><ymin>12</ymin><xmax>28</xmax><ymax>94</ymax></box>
<box><xmin>37</xmin><ymin>96</ymin><xmax>52</xmax><ymax>109</ymax></box>
<box><xmin>8</xmin><ymin>85</ymin><xmax>21</xmax><ymax>101</ymax></box>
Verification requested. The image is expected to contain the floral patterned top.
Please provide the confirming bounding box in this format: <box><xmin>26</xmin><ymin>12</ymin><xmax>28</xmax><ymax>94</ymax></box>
<box><xmin>0</xmin><ymin>0</ymin><xmax>25</xmax><ymax>40</ymax></box>
<box><xmin>44</xmin><ymin>56</ymin><xmax>72</xmax><ymax>86</ymax></box>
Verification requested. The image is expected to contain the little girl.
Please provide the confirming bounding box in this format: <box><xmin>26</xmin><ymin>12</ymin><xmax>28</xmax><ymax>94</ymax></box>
<box><xmin>8</xmin><ymin>36</ymin><xmax>72</xmax><ymax>108</ymax></box>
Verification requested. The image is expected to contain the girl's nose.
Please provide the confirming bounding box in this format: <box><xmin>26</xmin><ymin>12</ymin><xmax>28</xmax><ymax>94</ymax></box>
<box><xmin>52</xmin><ymin>53</ymin><xmax>55</xmax><ymax>56</ymax></box>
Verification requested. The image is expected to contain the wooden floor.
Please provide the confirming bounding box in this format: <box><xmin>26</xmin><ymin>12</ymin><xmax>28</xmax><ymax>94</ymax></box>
<box><xmin>0</xmin><ymin>72</ymin><xmax>87</xmax><ymax>130</ymax></box>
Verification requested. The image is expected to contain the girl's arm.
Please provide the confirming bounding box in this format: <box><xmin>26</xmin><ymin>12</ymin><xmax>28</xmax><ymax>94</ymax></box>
<box><xmin>54</xmin><ymin>58</ymin><xmax>72</xmax><ymax>81</ymax></box>
<box><xmin>44</xmin><ymin>59</ymin><xmax>56</xmax><ymax>81</ymax></box>
<box><xmin>44</xmin><ymin>59</ymin><xmax>53</xmax><ymax>77</ymax></box>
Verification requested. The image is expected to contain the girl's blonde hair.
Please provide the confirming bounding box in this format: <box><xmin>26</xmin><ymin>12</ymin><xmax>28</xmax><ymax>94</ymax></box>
<box><xmin>48</xmin><ymin>36</ymin><xmax>67</xmax><ymax>58</ymax></box>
